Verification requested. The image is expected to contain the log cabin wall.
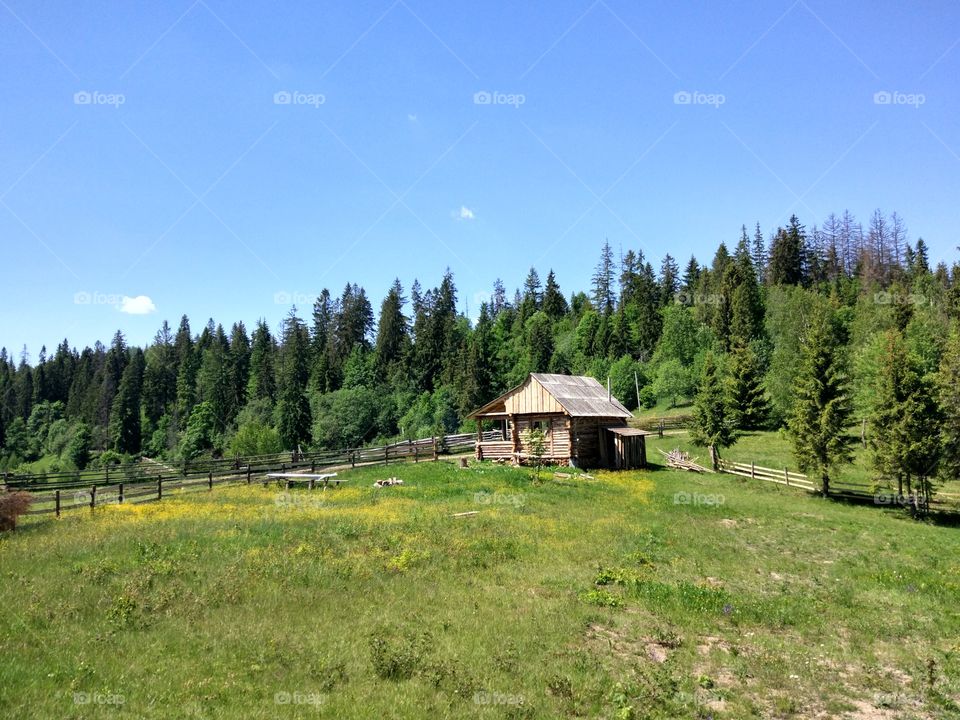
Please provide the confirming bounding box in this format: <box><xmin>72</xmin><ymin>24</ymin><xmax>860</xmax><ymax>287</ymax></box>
<box><xmin>512</xmin><ymin>415</ymin><xmax>571</xmax><ymax>458</ymax></box>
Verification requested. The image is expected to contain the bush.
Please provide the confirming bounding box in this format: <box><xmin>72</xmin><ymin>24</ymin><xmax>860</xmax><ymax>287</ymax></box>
<box><xmin>0</xmin><ymin>491</ymin><xmax>32</xmax><ymax>532</ymax></box>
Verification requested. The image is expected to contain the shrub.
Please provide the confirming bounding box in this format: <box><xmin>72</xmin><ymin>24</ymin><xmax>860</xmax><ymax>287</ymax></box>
<box><xmin>0</xmin><ymin>491</ymin><xmax>32</xmax><ymax>532</ymax></box>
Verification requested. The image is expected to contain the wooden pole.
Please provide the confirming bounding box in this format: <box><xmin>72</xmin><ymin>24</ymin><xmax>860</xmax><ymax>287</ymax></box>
<box><xmin>158</xmin><ymin>478</ymin><xmax>162</xmax><ymax>501</ymax></box>
<box><xmin>55</xmin><ymin>490</ymin><xmax>60</xmax><ymax>518</ymax></box>
<box><xmin>751</xmin><ymin>462</ymin><xmax>755</xmax><ymax>479</ymax></box>
<box><xmin>246</xmin><ymin>466</ymin><xmax>251</xmax><ymax>484</ymax></box>
<box><xmin>119</xmin><ymin>483</ymin><xmax>124</xmax><ymax>503</ymax></box>
<box><xmin>384</xmin><ymin>445</ymin><xmax>389</xmax><ymax>466</ymax></box>
<box><xmin>784</xmin><ymin>467</ymin><xmax>790</xmax><ymax>486</ymax></box>
<box><xmin>208</xmin><ymin>471</ymin><xmax>213</xmax><ymax>491</ymax></box>
<box><xmin>634</xmin><ymin>371</ymin><xmax>641</xmax><ymax>412</ymax></box>
<box><xmin>90</xmin><ymin>485</ymin><xmax>96</xmax><ymax>510</ymax></box>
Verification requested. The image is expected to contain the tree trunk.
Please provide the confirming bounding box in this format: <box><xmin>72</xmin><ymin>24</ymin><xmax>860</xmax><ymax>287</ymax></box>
<box><xmin>821</xmin><ymin>471</ymin><xmax>830</xmax><ymax>498</ymax></box>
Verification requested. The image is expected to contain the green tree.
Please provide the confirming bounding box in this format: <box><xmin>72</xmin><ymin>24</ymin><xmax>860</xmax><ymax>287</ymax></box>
<box><xmin>938</xmin><ymin>329</ymin><xmax>960</xmax><ymax>485</ymax></box>
<box><xmin>276</xmin><ymin>309</ymin><xmax>312</xmax><ymax>450</ymax></box>
<box><xmin>787</xmin><ymin>306</ymin><xmax>852</xmax><ymax>496</ymax></box>
<box><xmin>870</xmin><ymin>330</ymin><xmax>942</xmax><ymax>509</ymax></box>
<box><xmin>109</xmin><ymin>349</ymin><xmax>144</xmax><ymax>455</ymax></box>
<box><xmin>66</xmin><ymin>421</ymin><xmax>92</xmax><ymax>470</ymax></box>
<box><xmin>690</xmin><ymin>352</ymin><xmax>736</xmax><ymax>466</ymax></box>
<box><xmin>727</xmin><ymin>341</ymin><xmax>769</xmax><ymax>430</ymax></box>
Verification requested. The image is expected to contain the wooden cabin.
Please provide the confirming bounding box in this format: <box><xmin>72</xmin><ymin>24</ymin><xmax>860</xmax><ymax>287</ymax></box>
<box><xmin>467</xmin><ymin>373</ymin><xmax>647</xmax><ymax>469</ymax></box>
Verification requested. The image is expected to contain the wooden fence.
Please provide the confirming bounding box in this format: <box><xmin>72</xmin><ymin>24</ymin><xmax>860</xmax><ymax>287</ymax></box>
<box><xmin>632</xmin><ymin>415</ymin><xmax>693</xmax><ymax>436</ymax></box>
<box><xmin>8</xmin><ymin>430</ymin><xmax>503</xmax><ymax>520</ymax></box>
<box><xmin>718</xmin><ymin>460</ymin><xmax>816</xmax><ymax>492</ymax></box>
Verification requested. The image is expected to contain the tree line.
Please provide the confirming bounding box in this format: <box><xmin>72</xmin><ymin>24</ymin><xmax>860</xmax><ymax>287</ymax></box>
<box><xmin>1</xmin><ymin>209</ymin><xmax>959</xmax><ymax>508</ymax></box>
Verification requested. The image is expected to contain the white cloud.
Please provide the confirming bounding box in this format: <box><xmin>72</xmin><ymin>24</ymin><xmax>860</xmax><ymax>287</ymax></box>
<box><xmin>456</xmin><ymin>205</ymin><xmax>475</xmax><ymax>220</ymax></box>
<box><xmin>118</xmin><ymin>295</ymin><xmax>157</xmax><ymax>315</ymax></box>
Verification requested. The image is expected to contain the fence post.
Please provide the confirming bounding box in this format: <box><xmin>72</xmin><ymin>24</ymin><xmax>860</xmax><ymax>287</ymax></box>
<box><xmin>384</xmin><ymin>445</ymin><xmax>389</xmax><ymax>466</ymax></box>
<box><xmin>105</xmin><ymin>467</ymin><xmax>109</xmax><ymax>484</ymax></box>
<box><xmin>55</xmin><ymin>490</ymin><xmax>61</xmax><ymax>518</ymax></box>
<box><xmin>351</xmin><ymin>452</ymin><xmax>355</xmax><ymax>469</ymax></box>
<box><xmin>751</xmin><ymin>462</ymin><xmax>755</xmax><ymax>479</ymax></box>
<box><xmin>158</xmin><ymin>478</ymin><xmax>162</xmax><ymax>501</ymax></box>
<box><xmin>784</xmin><ymin>467</ymin><xmax>789</xmax><ymax>486</ymax></box>
<box><xmin>90</xmin><ymin>485</ymin><xmax>96</xmax><ymax>511</ymax></box>
<box><xmin>247</xmin><ymin>466</ymin><xmax>252</xmax><ymax>484</ymax></box>
<box><xmin>414</xmin><ymin>443</ymin><xmax>419</xmax><ymax>463</ymax></box>
<box><xmin>658</xmin><ymin>420</ymin><xmax>664</xmax><ymax>439</ymax></box>
<box><xmin>119</xmin><ymin>483</ymin><xmax>124</xmax><ymax>503</ymax></box>
<box><xmin>208</xmin><ymin>471</ymin><xmax>213</xmax><ymax>491</ymax></box>
<box><xmin>311</xmin><ymin>461</ymin><xmax>316</xmax><ymax>473</ymax></box>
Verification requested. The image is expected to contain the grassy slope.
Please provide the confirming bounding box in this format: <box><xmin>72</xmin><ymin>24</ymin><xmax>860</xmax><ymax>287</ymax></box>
<box><xmin>1</xmin><ymin>459</ymin><xmax>958</xmax><ymax>719</ymax></box>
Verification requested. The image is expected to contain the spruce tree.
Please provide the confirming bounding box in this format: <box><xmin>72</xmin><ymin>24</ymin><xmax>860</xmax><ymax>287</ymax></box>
<box><xmin>276</xmin><ymin>309</ymin><xmax>312</xmax><ymax>450</ymax></box>
<box><xmin>938</xmin><ymin>329</ymin><xmax>960</xmax><ymax>486</ymax></box>
<box><xmin>592</xmin><ymin>240</ymin><xmax>615</xmax><ymax>315</ymax></box>
<box><xmin>542</xmin><ymin>270</ymin><xmax>568</xmax><ymax>319</ymax></box>
<box><xmin>787</xmin><ymin>306</ymin><xmax>852</xmax><ymax>496</ymax></box>
<box><xmin>727</xmin><ymin>341</ymin><xmax>769</xmax><ymax>430</ymax></box>
<box><xmin>690</xmin><ymin>351</ymin><xmax>736</xmax><ymax>466</ymax></box>
<box><xmin>110</xmin><ymin>348</ymin><xmax>144</xmax><ymax>455</ymax></box>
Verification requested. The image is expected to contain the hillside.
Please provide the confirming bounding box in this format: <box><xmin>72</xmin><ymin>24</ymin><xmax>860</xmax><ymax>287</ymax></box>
<box><xmin>1</xmin><ymin>459</ymin><xmax>958</xmax><ymax>719</ymax></box>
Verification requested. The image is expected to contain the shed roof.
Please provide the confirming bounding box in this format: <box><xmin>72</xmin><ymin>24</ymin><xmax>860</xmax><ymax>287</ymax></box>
<box><xmin>468</xmin><ymin>373</ymin><xmax>632</xmax><ymax>419</ymax></box>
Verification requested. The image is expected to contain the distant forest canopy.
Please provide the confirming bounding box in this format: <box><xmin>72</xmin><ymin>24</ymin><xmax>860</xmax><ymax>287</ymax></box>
<box><xmin>2</xmin><ymin>208</ymin><xmax>960</xmax><ymax>480</ymax></box>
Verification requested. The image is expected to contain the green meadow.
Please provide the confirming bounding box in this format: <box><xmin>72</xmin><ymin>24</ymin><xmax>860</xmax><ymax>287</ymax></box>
<box><xmin>1</xmin><ymin>453</ymin><xmax>958</xmax><ymax>719</ymax></box>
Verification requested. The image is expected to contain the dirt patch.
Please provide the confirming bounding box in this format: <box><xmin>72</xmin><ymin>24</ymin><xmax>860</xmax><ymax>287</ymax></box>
<box><xmin>843</xmin><ymin>700</ymin><xmax>901</xmax><ymax>719</ymax></box>
<box><xmin>696</xmin><ymin>635</ymin><xmax>732</xmax><ymax>656</ymax></box>
<box><xmin>584</xmin><ymin>623</ymin><xmax>676</xmax><ymax>665</ymax></box>
<box><xmin>719</xmin><ymin>518</ymin><xmax>738</xmax><ymax>528</ymax></box>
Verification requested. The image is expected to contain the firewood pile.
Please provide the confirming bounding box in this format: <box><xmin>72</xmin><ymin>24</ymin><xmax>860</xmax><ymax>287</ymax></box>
<box><xmin>658</xmin><ymin>448</ymin><xmax>709</xmax><ymax>473</ymax></box>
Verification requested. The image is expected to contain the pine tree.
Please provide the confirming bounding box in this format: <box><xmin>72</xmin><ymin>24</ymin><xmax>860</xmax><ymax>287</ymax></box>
<box><xmin>592</xmin><ymin>240</ymin><xmax>615</xmax><ymax>315</ymax></box>
<box><xmin>787</xmin><ymin>306</ymin><xmax>852</xmax><ymax>496</ymax></box>
<box><xmin>375</xmin><ymin>279</ymin><xmax>409</xmax><ymax>374</ymax></box>
<box><xmin>542</xmin><ymin>270</ymin><xmax>568</xmax><ymax>319</ymax></box>
<box><xmin>681</xmin><ymin>256</ymin><xmax>701</xmax><ymax>295</ymax></box>
<box><xmin>110</xmin><ymin>347</ymin><xmax>144</xmax><ymax>454</ymax></box>
<box><xmin>938</xmin><ymin>329</ymin><xmax>960</xmax><ymax>486</ymax></box>
<box><xmin>870</xmin><ymin>330</ymin><xmax>941</xmax><ymax>510</ymax></box>
<box><xmin>658</xmin><ymin>254</ymin><xmax>680</xmax><ymax>307</ymax></box>
<box><xmin>691</xmin><ymin>352</ymin><xmax>736</xmax><ymax>466</ymax></box>
<box><xmin>751</xmin><ymin>223</ymin><xmax>767</xmax><ymax>283</ymax></box>
<box><xmin>727</xmin><ymin>341</ymin><xmax>769</xmax><ymax>430</ymax></box>
<box><xmin>276</xmin><ymin>308</ymin><xmax>312</xmax><ymax>450</ymax></box>
<box><xmin>248</xmin><ymin>319</ymin><xmax>277</xmax><ymax>402</ymax></box>
<box><xmin>768</xmin><ymin>216</ymin><xmax>805</xmax><ymax>286</ymax></box>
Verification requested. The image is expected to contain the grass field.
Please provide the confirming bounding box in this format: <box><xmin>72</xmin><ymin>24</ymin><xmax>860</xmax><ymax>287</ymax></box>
<box><xmin>2</xmin><ymin>456</ymin><xmax>959</xmax><ymax>719</ymax></box>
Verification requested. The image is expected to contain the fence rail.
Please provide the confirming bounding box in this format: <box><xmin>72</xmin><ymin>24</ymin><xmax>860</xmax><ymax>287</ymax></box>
<box><xmin>7</xmin><ymin>430</ymin><xmax>503</xmax><ymax>519</ymax></box>
<box><xmin>718</xmin><ymin>460</ymin><xmax>816</xmax><ymax>492</ymax></box>
<box><xmin>632</xmin><ymin>415</ymin><xmax>693</xmax><ymax>435</ymax></box>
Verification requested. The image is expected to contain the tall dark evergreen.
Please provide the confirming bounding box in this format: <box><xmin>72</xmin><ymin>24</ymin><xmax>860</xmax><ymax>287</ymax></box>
<box><xmin>691</xmin><ymin>352</ymin><xmax>736</xmax><ymax>466</ymax></box>
<box><xmin>110</xmin><ymin>347</ymin><xmax>144</xmax><ymax>454</ymax></box>
<box><xmin>276</xmin><ymin>308</ymin><xmax>312</xmax><ymax>450</ymax></box>
<box><xmin>542</xmin><ymin>270</ymin><xmax>568</xmax><ymax>320</ymax></box>
<box><xmin>592</xmin><ymin>240</ymin><xmax>615</xmax><ymax>315</ymax></box>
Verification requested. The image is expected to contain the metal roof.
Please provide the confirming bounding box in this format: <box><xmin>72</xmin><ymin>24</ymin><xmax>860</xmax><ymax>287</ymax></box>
<box><xmin>530</xmin><ymin>374</ymin><xmax>633</xmax><ymax>418</ymax></box>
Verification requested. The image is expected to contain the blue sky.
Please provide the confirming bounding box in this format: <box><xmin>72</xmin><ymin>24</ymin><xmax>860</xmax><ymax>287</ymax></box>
<box><xmin>2</xmin><ymin>0</ymin><xmax>959</xmax><ymax>356</ymax></box>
